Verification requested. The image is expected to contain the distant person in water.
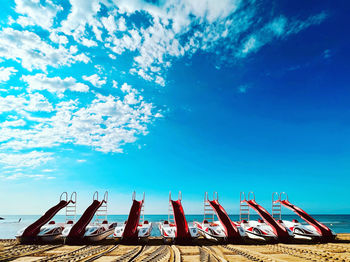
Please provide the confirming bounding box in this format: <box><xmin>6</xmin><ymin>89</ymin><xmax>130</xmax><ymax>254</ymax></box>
<box><xmin>0</xmin><ymin>217</ymin><xmax>4</xmax><ymax>220</ymax></box>
<box><xmin>18</xmin><ymin>218</ymin><xmax>21</xmax><ymax>223</ymax></box>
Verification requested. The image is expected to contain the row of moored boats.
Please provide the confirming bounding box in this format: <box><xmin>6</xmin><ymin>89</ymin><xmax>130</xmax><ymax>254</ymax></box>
<box><xmin>16</xmin><ymin>191</ymin><xmax>336</xmax><ymax>244</ymax></box>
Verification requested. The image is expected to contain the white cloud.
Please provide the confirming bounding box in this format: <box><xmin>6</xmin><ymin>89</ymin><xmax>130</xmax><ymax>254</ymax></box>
<box><xmin>14</xmin><ymin>0</ymin><xmax>63</xmax><ymax>29</ymax></box>
<box><xmin>101</xmin><ymin>15</ymin><xmax>117</xmax><ymax>34</ymax></box>
<box><xmin>0</xmin><ymin>151</ymin><xmax>54</xmax><ymax>168</ymax></box>
<box><xmin>0</xmin><ymin>28</ymin><xmax>90</xmax><ymax>72</ymax></box>
<box><xmin>0</xmin><ymin>93</ymin><xmax>53</xmax><ymax>113</ymax></box>
<box><xmin>237</xmin><ymin>13</ymin><xmax>327</xmax><ymax>57</ymax></box>
<box><xmin>82</xmin><ymin>74</ymin><xmax>106</xmax><ymax>88</ymax></box>
<box><xmin>6</xmin><ymin>0</ymin><xmax>326</xmax><ymax>87</ymax></box>
<box><xmin>155</xmin><ymin>76</ymin><xmax>165</xmax><ymax>87</ymax></box>
<box><xmin>240</xmin><ymin>36</ymin><xmax>259</xmax><ymax>56</ymax></box>
<box><xmin>49</xmin><ymin>31</ymin><xmax>69</xmax><ymax>45</ymax></box>
<box><xmin>0</xmin><ymin>119</ymin><xmax>26</xmax><ymax>128</ymax></box>
<box><xmin>77</xmin><ymin>159</ymin><xmax>87</xmax><ymax>163</ymax></box>
<box><xmin>120</xmin><ymin>83</ymin><xmax>132</xmax><ymax>93</ymax></box>
<box><xmin>26</xmin><ymin>93</ymin><xmax>54</xmax><ymax>112</ymax></box>
<box><xmin>81</xmin><ymin>37</ymin><xmax>98</xmax><ymax>47</ymax></box>
<box><xmin>0</xmin><ymin>84</ymin><xmax>160</xmax><ymax>153</ymax></box>
<box><xmin>1</xmin><ymin>173</ymin><xmax>54</xmax><ymax>180</ymax></box>
<box><xmin>109</xmin><ymin>53</ymin><xmax>117</xmax><ymax>60</ymax></box>
<box><xmin>42</xmin><ymin>169</ymin><xmax>54</xmax><ymax>172</ymax></box>
<box><xmin>117</xmin><ymin>17</ymin><xmax>127</xmax><ymax>31</ymax></box>
<box><xmin>60</xmin><ymin>0</ymin><xmax>102</xmax><ymax>42</ymax></box>
<box><xmin>0</xmin><ymin>0</ymin><xmax>328</xmax><ymax>174</ymax></box>
<box><xmin>22</xmin><ymin>74</ymin><xmax>89</xmax><ymax>96</ymax></box>
<box><xmin>0</xmin><ymin>67</ymin><xmax>18</xmax><ymax>83</ymax></box>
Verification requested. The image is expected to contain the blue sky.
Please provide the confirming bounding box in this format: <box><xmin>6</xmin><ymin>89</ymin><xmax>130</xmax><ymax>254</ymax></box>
<box><xmin>0</xmin><ymin>0</ymin><xmax>349</xmax><ymax>215</ymax></box>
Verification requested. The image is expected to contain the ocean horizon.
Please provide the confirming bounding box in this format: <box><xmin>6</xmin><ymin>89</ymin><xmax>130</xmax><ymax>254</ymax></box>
<box><xmin>1</xmin><ymin>214</ymin><xmax>349</xmax><ymax>239</ymax></box>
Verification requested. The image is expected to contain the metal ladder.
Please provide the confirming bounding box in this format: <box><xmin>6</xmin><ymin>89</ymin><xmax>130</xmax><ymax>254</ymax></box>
<box><xmin>66</xmin><ymin>192</ymin><xmax>77</xmax><ymax>223</ymax></box>
<box><xmin>133</xmin><ymin>191</ymin><xmax>145</xmax><ymax>223</ymax></box>
<box><xmin>168</xmin><ymin>191</ymin><xmax>181</xmax><ymax>224</ymax></box>
<box><xmin>272</xmin><ymin>192</ymin><xmax>289</xmax><ymax>220</ymax></box>
<box><xmin>239</xmin><ymin>192</ymin><xmax>250</xmax><ymax>221</ymax></box>
<box><xmin>94</xmin><ymin>191</ymin><xmax>108</xmax><ymax>223</ymax></box>
<box><xmin>272</xmin><ymin>192</ymin><xmax>281</xmax><ymax>220</ymax></box>
<box><xmin>203</xmin><ymin>192</ymin><xmax>216</xmax><ymax>222</ymax></box>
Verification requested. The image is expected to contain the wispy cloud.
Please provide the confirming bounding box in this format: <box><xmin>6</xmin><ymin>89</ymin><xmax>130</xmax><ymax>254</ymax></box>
<box><xmin>0</xmin><ymin>28</ymin><xmax>90</xmax><ymax>72</ymax></box>
<box><xmin>237</xmin><ymin>84</ymin><xmax>252</xmax><ymax>94</ymax></box>
<box><xmin>82</xmin><ymin>74</ymin><xmax>106</xmax><ymax>88</ymax></box>
<box><xmin>0</xmin><ymin>151</ymin><xmax>54</xmax><ymax>168</ymax></box>
<box><xmin>0</xmin><ymin>0</ymin><xmax>328</xmax><ymax>178</ymax></box>
<box><xmin>1</xmin><ymin>173</ymin><xmax>55</xmax><ymax>180</ymax></box>
<box><xmin>0</xmin><ymin>67</ymin><xmax>17</xmax><ymax>83</ymax></box>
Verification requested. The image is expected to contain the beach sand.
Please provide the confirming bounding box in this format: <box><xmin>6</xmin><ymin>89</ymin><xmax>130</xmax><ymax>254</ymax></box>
<box><xmin>1</xmin><ymin>233</ymin><xmax>349</xmax><ymax>261</ymax></box>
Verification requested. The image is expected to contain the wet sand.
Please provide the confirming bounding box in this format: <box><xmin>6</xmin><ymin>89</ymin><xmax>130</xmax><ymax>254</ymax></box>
<box><xmin>1</xmin><ymin>233</ymin><xmax>349</xmax><ymax>261</ymax></box>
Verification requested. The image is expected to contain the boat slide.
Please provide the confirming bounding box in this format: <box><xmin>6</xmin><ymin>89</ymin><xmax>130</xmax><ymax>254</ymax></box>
<box><xmin>16</xmin><ymin>192</ymin><xmax>75</xmax><ymax>243</ymax></box>
<box><xmin>158</xmin><ymin>191</ymin><xmax>199</xmax><ymax>243</ymax></box>
<box><xmin>37</xmin><ymin>192</ymin><xmax>77</xmax><ymax>242</ymax></box>
<box><xmin>194</xmin><ymin>192</ymin><xmax>244</xmax><ymax>242</ymax></box>
<box><xmin>240</xmin><ymin>192</ymin><xmax>292</xmax><ymax>242</ymax></box>
<box><xmin>114</xmin><ymin>191</ymin><xmax>152</xmax><ymax>241</ymax></box>
<box><xmin>15</xmin><ymin>191</ymin><xmax>335</xmax><ymax>243</ymax></box>
<box><xmin>65</xmin><ymin>191</ymin><xmax>117</xmax><ymax>242</ymax></box>
<box><xmin>272</xmin><ymin>192</ymin><xmax>336</xmax><ymax>241</ymax></box>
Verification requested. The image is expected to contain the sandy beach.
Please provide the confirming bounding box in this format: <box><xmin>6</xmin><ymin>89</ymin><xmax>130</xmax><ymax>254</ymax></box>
<box><xmin>0</xmin><ymin>233</ymin><xmax>349</xmax><ymax>261</ymax></box>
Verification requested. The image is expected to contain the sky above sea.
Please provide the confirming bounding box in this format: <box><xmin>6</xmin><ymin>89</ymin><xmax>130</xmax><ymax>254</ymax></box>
<box><xmin>0</xmin><ymin>0</ymin><xmax>349</xmax><ymax>215</ymax></box>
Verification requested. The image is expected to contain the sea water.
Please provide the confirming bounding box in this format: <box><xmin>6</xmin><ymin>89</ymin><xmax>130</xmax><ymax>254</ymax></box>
<box><xmin>1</xmin><ymin>214</ymin><xmax>349</xmax><ymax>239</ymax></box>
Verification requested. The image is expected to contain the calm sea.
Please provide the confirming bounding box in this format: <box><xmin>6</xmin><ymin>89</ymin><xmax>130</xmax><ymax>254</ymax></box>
<box><xmin>1</xmin><ymin>214</ymin><xmax>349</xmax><ymax>239</ymax></box>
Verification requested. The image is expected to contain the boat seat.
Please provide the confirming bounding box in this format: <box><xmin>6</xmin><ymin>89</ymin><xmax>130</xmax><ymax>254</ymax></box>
<box><xmin>164</xmin><ymin>220</ymin><xmax>169</xmax><ymax>225</ymax></box>
<box><xmin>292</xmin><ymin>219</ymin><xmax>299</xmax><ymax>223</ymax></box>
<box><xmin>67</xmin><ymin>220</ymin><xmax>74</xmax><ymax>224</ymax></box>
<box><xmin>49</xmin><ymin>221</ymin><xmax>55</xmax><ymax>224</ymax></box>
<box><xmin>144</xmin><ymin>220</ymin><xmax>149</xmax><ymax>224</ymax></box>
<box><xmin>102</xmin><ymin>220</ymin><xmax>108</xmax><ymax>224</ymax></box>
<box><xmin>258</xmin><ymin>219</ymin><xmax>264</xmax><ymax>223</ymax></box>
<box><xmin>241</xmin><ymin>219</ymin><xmax>248</xmax><ymax>223</ymax></box>
<box><xmin>109</xmin><ymin>223</ymin><xmax>117</xmax><ymax>229</ymax></box>
<box><xmin>277</xmin><ymin>220</ymin><xmax>283</xmax><ymax>223</ymax></box>
<box><xmin>203</xmin><ymin>220</ymin><xmax>209</xmax><ymax>224</ymax></box>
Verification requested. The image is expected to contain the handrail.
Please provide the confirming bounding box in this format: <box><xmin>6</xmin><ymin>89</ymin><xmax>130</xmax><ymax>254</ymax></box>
<box><xmin>66</xmin><ymin>192</ymin><xmax>77</xmax><ymax>222</ymax></box>
<box><xmin>168</xmin><ymin>191</ymin><xmax>173</xmax><ymax>223</ymax></box>
<box><xmin>204</xmin><ymin>192</ymin><xmax>209</xmax><ymax>202</ymax></box>
<box><xmin>60</xmin><ymin>192</ymin><xmax>68</xmax><ymax>202</ymax></box>
<box><xmin>280</xmin><ymin>192</ymin><xmax>288</xmax><ymax>202</ymax></box>
<box><xmin>70</xmin><ymin>192</ymin><xmax>77</xmax><ymax>203</ymax></box>
<box><xmin>141</xmin><ymin>192</ymin><xmax>145</xmax><ymax>223</ymax></box>
<box><xmin>213</xmin><ymin>192</ymin><xmax>218</xmax><ymax>201</ymax></box>
<box><xmin>93</xmin><ymin>191</ymin><xmax>98</xmax><ymax>201</ymax></box>
<box><xmin>272</xmin><ymin>192</ymin><xmax>279</xmax><ymax>204</ymax></box>
<box><xmin>178</xmin><ymin>191</ymin><xmax>182</xmax><ymax>201</ymax></box>
<box><xmin>240</xmin><ymin>192</ymin><xmax>246</xmax><ymax>202</ymax></box>
<box><xmin>239</xmin><ymin>192</ymin><xmax>250</xmax><ymax>221</ymax></box>
<box><xmin>248</xmin><ymin>191</ymin><xmax>255</xmax><ymax>201</ymax></box>
<box><xmin>132</xmin><ymin>191</ymin><xmax>145</xmax><ymax>202</ymax></box>
<box><xmin>103</xmin><ymin>191</ymin><xmax>108</xmax><ymax>203</ymax></box>
<box><xmin>272</xmin><ymin>192</ymin><xmax>281</xmax><ymax>220</ymax></box>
